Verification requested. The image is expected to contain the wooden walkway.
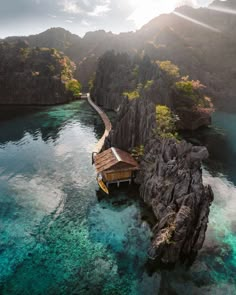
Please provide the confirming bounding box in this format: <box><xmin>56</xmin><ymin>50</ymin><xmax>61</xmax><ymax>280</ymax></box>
<box><xmin>87</xmin><ymin>93</ymin><xmax>112</xmax><ymax>154</ymax></box>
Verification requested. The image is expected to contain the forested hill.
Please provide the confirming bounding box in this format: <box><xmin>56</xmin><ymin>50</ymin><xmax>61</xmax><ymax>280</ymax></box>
<box><xmin>0</xmin><ymin>41</ymin><xmax>81</xmax><ymax>105</ymax></box>
<box><xmin>4</xmin><ymin>0</ymin><xmax>236</xmax><ymax>111</ymax></box>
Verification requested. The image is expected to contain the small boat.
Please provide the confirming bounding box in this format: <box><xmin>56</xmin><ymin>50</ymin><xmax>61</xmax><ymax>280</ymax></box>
<box><xmin>97</xmin><ymin>174</ymin><xmax>109</xmax><ymax>195</ymax></box>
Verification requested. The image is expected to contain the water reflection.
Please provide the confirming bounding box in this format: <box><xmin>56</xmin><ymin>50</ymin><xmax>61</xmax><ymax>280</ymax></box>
<box><xmin>1</xmin><ymin>103</ymin><xmax>236</xmax><ymax>294</ymax></box>
<box><xmin>0</xmin><ymin>101</ymin><xmax>103</xmax><ymax>145</ymax></box>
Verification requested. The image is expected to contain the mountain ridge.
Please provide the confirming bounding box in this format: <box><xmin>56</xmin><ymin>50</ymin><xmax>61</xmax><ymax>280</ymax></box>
<box><xmin>3</xmin><ymin>0</ymin><xmax>236</xmax><ymax>111</ymax></box>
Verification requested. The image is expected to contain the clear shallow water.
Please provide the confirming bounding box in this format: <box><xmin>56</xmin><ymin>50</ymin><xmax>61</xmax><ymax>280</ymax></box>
<box><xmin>0</xmin><ymin>105</ymin><xmax>236</xmax><ymax>295</ymax></box>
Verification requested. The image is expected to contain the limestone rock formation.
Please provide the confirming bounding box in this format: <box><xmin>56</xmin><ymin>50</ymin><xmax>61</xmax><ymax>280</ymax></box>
<box><xmin>176</xmin><ymin>108</ymin><xmax>212</xmax><ymax>131</ymax></box>
<box><xmin>0</xmin><ymin>41</ymin><xmax>78</xmax><ymax>105</ymax></box>
<box><xmin>106</xmin><ymin>97</ymin><xmax>156</xmax><ymax>151</ymax></box>
<box><xmin>137</xmin><ymin>138</ymin><xmax>214</xmax><ymax>264</ymax></box>
<box><xmin>93</xmin><ymin>51</ymin><xmax>212</xmax><ymax>131</ymax></box>
<box><xmin>102</xmin><ymin>68</ymin><xmax>214</xmax><ymax>264</ymax></box>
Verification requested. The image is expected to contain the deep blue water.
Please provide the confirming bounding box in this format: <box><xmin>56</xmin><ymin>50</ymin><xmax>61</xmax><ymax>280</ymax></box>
<box><xmin>0</xmin><ymin>104</ymin><xmax>236</xmax><ymax>294</ymax></box>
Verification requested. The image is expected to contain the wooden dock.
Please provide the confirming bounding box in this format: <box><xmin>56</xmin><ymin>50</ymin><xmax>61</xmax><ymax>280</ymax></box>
<box><xmin>86</xmin><ymin>93</ymin><xmax>139</xmax><ymax>189</ymax></box>
<box><xmin>86</xmin><ymin>93</ymin><xmax>112</xmax><ymax>154</ymax></box>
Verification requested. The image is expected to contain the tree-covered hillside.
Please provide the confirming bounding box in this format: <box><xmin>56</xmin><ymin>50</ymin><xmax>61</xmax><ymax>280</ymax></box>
<box><xmin>0</xmin><ymin>41</ymin><xmax>81</xmax><ymax>104</ymax></box>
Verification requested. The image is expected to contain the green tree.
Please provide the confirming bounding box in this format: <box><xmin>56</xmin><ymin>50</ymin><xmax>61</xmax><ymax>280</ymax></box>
<box><xmin>123</xmin><ymin>83</ymin><xmax>143</xmax><ymax>100</ymax></box>
<box><xmin>144</xmin><ymin>80</ymin><xmax>154</xmax><ymax>90</ymax></box>
<box><xmin>156</xmin><ymin>105</ymin><xmax>178</xmax><ymax>139</ymax></box>
<box><xmin>123</xmin><ymin>90</ymin><xmax>140</xmax><ymax>100</ymax></box>
<box><xmin>88</xmin><ymin>73</ymin><xmax>96</xmax><ymax>92</ymax></box>
<box><xmin>173</xmin><ymin>76</ymin><xmax>206</xmax><ymax>109</ymax></box>
<box><xmin>131</xmin><ymin>145</ymin><xmax>144</xmax><ymax>161</ymax></box>
<box><xmin>157</xmin><ymin>60</ymin><xmax>180</xmax><ymax>79</ymax></box>
<box><xmin>66</xmin><ymin>80</ymin><xmax>82</xmax><ymax>97</ymax></box>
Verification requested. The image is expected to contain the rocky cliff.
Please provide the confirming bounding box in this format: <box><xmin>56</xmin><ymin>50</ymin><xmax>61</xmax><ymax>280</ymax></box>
<box><xmin>93</xmin><ymin>51</ymin><xmax>212</xmax><ymax>131</ymax></box>
<box><xmin>106</xmin><ymin>97</ymin><xmax>156</xmax><ymax>151</ymax></box>
<box><xmin>103</xmin><ymin>88</ymin><xmax>214</xmax><ymax>264</ymax></box>
<box><xmin>0</xmin><ymin>41</ymin><xmax>79</xmax><ymax>105</ymax></box>
<box><xmin>103</xmin><ymin>90</ymin><xmax>214</xmax><ymax>265</ymax></box>
<box><xmin>98</xmin><ymin>52</ymin><xmax>214</xmax><ymax>264</ymax></box>
<box><xmin>137</xmin><ymin>138</ymin><xmax>214</xmax><ymax>264</ymax></box>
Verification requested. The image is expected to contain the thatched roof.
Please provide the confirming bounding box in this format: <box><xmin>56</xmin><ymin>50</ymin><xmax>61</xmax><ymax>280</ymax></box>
<box><xmin>94</xmin><ymin>147</ymin><xmax>139</xmax><ymax>173</ymax></box>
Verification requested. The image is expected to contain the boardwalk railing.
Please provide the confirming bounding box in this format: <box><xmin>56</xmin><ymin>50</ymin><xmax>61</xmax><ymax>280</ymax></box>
<box><xmin>87</xmin><ymin>93</ymin><xmax>112</xmax><ymax>154</ymax></box>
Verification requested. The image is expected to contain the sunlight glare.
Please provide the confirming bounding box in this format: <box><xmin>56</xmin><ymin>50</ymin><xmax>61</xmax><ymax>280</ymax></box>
<box><xmin>173</xmin><ymin>11</ymin><xmax>221</xmax><ymax>32</ymax></box>
<box><xmin>128</xmin><ymin>0</ymin><xmax>178</xmax><ymax>28</ymax></box>
<box><xmin>207</xmin><ymin>5</ymin><xmax>236</xmax><ymax>15</ymax></box>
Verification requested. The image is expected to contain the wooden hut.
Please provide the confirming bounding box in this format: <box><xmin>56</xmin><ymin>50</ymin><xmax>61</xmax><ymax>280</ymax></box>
<box><xmin>94</xmin><ymin>147</ymin><xmax>139</xmax><ymax>187</ymax></box>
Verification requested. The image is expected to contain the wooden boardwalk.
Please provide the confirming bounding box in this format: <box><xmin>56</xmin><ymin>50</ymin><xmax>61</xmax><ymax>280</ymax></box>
<box><xmin>87</xmin><ymin>93</ymin><xmax>112</xmax><ymax>154</ymax></box>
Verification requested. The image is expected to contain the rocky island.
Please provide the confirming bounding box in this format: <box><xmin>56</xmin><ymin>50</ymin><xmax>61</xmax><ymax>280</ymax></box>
<box><xmin>92</xmin><ymin>51</ymin><xmax>214</xmax><ymax>264</ymax></box>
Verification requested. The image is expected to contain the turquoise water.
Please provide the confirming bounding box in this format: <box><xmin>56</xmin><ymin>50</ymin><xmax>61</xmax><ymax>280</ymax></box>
<box><xmin>0</xmin><ymin>104</ymin><xmax>236</xmax><ymax>294</ymax></box>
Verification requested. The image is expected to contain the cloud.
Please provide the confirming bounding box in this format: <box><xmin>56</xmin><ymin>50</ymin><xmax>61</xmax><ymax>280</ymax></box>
<box><xmin>60</xmin><ymin>0</ymin><xmax>82</xmax><ymax>14</ymax></box>
<box><xmin>88</xmin><ymin>4</ymin><xmax>111</xmax><ymax>16</ymax></box>
<box><xmin>65</xmin><ymin>19</ymin><xmax>73</xmax><ymax>23</ymax></box>
<box><xmin>0</xmin><ymin>0</ymin><xmax>217</xmax><ymax>38</ymax></box>
<box><xmin>59</xmin><ymin>0</ymin><xmax>111</xmax><ymax>16</ymax></box>
<box><xmin>81</xmin><ymin>20</ymin><xmax>90</xmax><ymax>26</ymax></box>
<box><xmin>48</xmin><ymin>14</ymin><xmax>57</xmax><ymax>18</ymax></box>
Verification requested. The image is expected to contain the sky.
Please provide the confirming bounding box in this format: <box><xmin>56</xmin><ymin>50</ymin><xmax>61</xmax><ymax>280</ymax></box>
<box><xmin>0</xmin><ymin>0</ymin><xmax>220</xmax><ymax>38</ymax></box>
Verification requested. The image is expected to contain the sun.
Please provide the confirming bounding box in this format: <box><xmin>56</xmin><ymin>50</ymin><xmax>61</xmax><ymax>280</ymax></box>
<box><xmin>128</xmin><ymin>0</ymin><xmax>178</xmax><ymax>28</ymax></box>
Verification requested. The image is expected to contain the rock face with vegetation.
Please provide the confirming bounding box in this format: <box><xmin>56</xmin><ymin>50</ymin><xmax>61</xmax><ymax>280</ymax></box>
<box><xmin>93</xmin><ymin>51</ymin><xmax>212</xmax><ymax>131</ymax></box>
<box><xmin>96</xmin><ymin>52</ymin><xmax>214</xmax><ymax>264</ymax></box>
<box><xmin>0</xmin><ymin>41</ymin><xmax>81</xmax><ymax>105</ymax></box>
<box><xmin>5</xmin><ymin>0</ymin><xmax>236</xmax><ymax>111</ymax></box>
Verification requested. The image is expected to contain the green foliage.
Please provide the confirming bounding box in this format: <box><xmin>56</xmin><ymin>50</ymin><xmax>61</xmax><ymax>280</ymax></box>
<box><xmin>60</xmin><ymin>56</ymin><xmax>75</xmax><ymax>81</ymax></box>
<box><xmin>136</xmin><ymin>83</ymin><xmax>143</xmax><ymax>91</ymax></box>
<box><xmin>66</xmin><ymin>79</ymin><xmax>82</xmax><ymax>97</ymax></box>
<box><xmin>174</xmin><ymin>77</ymin><xmax>205</xmax><ymax>108</ymax></box>
<box><xmin>175</xmin><ymin>80</ymin><xmax>194</xmax><ymax>96</ymax></box>
<box><xmin>89</xmin><ymin>73</ymin><xmax>96</xmax><ymax>91</ymax></box>
<box><xmin>50</xmin><ymin>48</ymin><xmax>57</xmax><ymax>55</ymax></box>
<box><xmin>157</xmin><ymin>60</ymin><xmax>180</xmax><ymax>79</ymax></box>
<box><xmin>123</xmin><ymin>90</ymin><xmax>140</xmax><ymax>100</ymax></box>
<box><xmin>123</xmin><ymin>83</ymin><xmax>143</xmax><ymax>100</ymax></box>
<box><xmin>156</xmin><ymin>105</ymin><xmax>178</xmax><ymax>139</ymax></box>
<box><xmin>132</xmin><ymin>65</ymin><xmax>139</xmax><ymax>78</ymax></box>
<box><xmin>47</xmin><ymin>64</ymin><xmax>55</xmax><ymax>74</ymax></box>
<box><xmin>20</xmin><ymin>48</ymin><xmax>30</xmax><ymax>60</ymax></box>
<box><xmin>144</xmin><ymin>80</ymin><xmax>154</xmax><ymax>90</ymax></box>
<box><xmin>131</xmin><ymin>145</ymin><xmax>145</xmax><ymax>160</ymax></box>
<box><xmin>198</xmin><ymin>96</ymin><xmax>211</xmax><ymax>108</ymax></box>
